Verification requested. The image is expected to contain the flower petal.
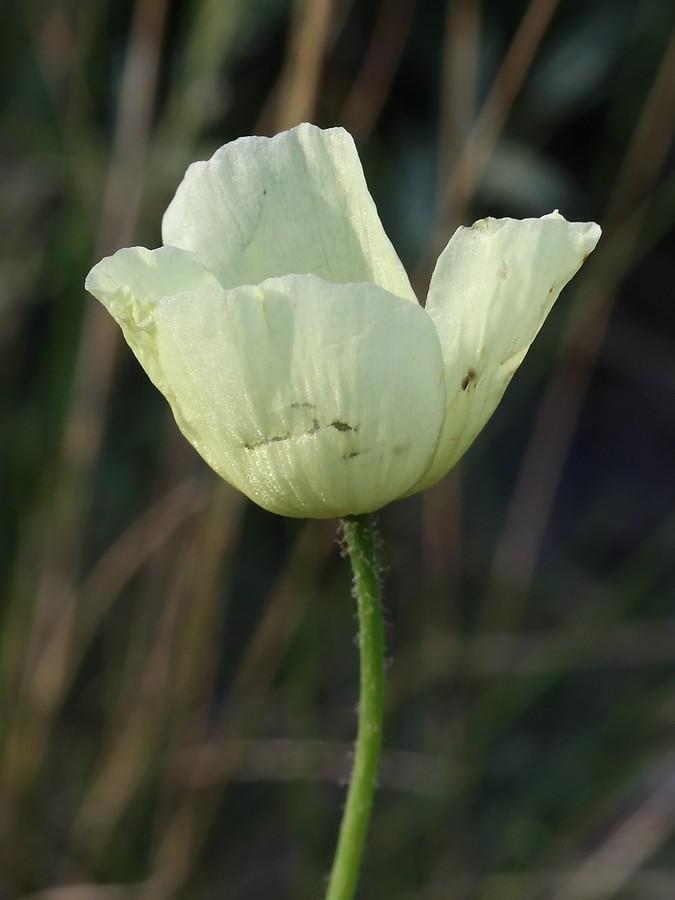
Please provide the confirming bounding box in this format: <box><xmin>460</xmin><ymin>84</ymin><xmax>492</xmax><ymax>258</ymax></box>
<box><xmin>85</xmin><ymin>245</ymin><xmax>222</xmax><ymax>394</ymax></box>
<box><xmin>150</xmin><ymin>274</ymin><xmax>445</xmax><ymax>517</ymax></box>
<box><xmin>161</xmin><ymin>123</ymin><xmax>416</xmax><ymax>301</ymax></box>
<box><xmin>411</xmin><ymin>211</ymin><xmax>601</xmax><ymax>493</ymax></box>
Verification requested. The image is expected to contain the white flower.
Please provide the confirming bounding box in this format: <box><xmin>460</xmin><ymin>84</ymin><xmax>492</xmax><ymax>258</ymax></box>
<box><xmin>86</xmin><ymin>123</ymin><xmax>600</xmax><ymax>518</ymax></box>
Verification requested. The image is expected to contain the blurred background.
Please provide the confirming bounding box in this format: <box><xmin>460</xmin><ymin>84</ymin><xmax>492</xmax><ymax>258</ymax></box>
<box><xmin>2</xmin><ymin>0</ymin><xmax>675</xmax><ymax>897</ymax></box>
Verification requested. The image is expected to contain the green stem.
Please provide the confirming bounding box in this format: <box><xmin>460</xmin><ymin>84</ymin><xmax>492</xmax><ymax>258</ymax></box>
<box><xmin>325</xmin><ymin>513</ymin><xmax>385</xmax><ymax>900</ymax></box>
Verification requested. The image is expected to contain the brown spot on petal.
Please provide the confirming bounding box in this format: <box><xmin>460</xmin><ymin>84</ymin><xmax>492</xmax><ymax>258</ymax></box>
<box><xmin>461</xmin><ymin>369</ymin><xmax>476</xmax><ymax>391</ymax></box>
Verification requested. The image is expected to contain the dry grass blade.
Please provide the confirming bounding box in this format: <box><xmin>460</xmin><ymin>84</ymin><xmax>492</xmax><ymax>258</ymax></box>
<box><xmin>175</xmin><ymin>737</ymin><xmax>452</xmax><ymax>795</ymax></box>
<box><xmin>0</xmin><ymin>477</ymin><xmax>207</xmax><ymax>807</ymax></box>
<box><xmin>140</xmin><ymin>520</ymin><xmax>337</xmax><ymax>900</ymax></box>
<box><xmin>437</xmin><ymin>0</ymin><xmax>481</xmax><ymax>203</ymax></box>
<box><xmin>437</xmin><ymin>0</ymin><xmax>560</xmax><ymax>241</ymax></box>
<box><xmin>551</xmin><ymin>757</ymin><xmax>675</xmax><ymax>900</ymax></box>
<box><xmin>481</xmin><ymin>18</ymin><xmax>675</xmax><ymax>629</ymax></box>
<box><xmin>272</xmin><ymin>0</ymin><xmax>335</xmax><ymax>130</ymax></box>
<box><xmin>67</xmin><ymin>483</ymin><xmax>242</xmax><ymax>866</ymax></box>
<box><xmin>1</xmin><ymin>0</ymin><xmax>171</xmax><ymax>814</ymax></box>
<box><xmin>339</xmin><ymin>0</ymin><xmax>416</xmax><ymax>141</ymax></box>
<box><xmin>158</xmin><ymin>0</ymin><xmax>250</xmax><ymax>149</ymax></box>
<box><xmin>16</xmin><ymin>887</ymin><xmax>141</xmax><ymax>900</ymax></box>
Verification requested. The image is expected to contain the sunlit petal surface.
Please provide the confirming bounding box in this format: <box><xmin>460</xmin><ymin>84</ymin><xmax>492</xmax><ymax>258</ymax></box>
<box><xmin>411</xmin><ymin>212</ymin><xmax>601</xmax><ymax>492</ymax></box>
<box><xmin>162</xmin><ymin>123</ymin><xmax>416</xmax><ymax>301</ymax></box>
<box><xmin>85</xmin><ymin>245</ymin><xmax>222</xmax><ymax>395</ymax></box>
<box><xmin>151</xmin><ymin>274</ymin><xmax>445</xmax><ymax>517</ymax></box>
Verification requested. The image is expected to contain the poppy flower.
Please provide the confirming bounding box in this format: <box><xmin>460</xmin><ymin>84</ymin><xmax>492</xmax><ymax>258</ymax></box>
<box><xmin>86</xmin><ymin>124</ymin><xmax>600</xmax><ymax>518</ymax></box>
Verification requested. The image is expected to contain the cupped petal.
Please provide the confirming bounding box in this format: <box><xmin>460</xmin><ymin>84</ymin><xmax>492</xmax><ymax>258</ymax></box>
<box><xmin>85</xmin><ymin>245</ymin><xmax>222</xmax><ymax>393</ymax></box>
<box><xmin>410</xmin><ymin>211</ymin><xmax>601</xmax><ymax>493</ymax></box>
<box><xmin>150</xmin><ymin>274</ymin><xmax>445</xmax><ymax>518</ymax></box>
<box><xmin>161</xmin><ymin>123</ymin><xmax>416</xmax><ymax>301</ymax></box>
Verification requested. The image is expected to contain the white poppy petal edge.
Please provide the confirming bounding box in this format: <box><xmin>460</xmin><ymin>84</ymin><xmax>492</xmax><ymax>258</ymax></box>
<box><xmin>85</xmin><ymin>245</ymin><xmax>222</xmax><ymax>396</ymax></box>
<box><xmin>162</xmin><ymin>123</ymin><xmax>417</xmax><ymax>302</ymax></box>
<box><xmin>410</xmin><ymin>211</ymin><xmax>601</xmax><ymax>493</ymax></box>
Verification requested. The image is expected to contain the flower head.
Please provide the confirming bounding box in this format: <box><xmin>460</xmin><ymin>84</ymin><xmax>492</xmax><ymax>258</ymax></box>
<box><xmin>86</xmin><ymin>123</ymin><xmax>600</xmax><ymax>518</ymax></box>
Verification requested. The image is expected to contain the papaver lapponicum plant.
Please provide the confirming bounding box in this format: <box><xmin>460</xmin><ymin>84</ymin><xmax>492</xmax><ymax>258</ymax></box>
<box><xmin>85</xmin><ymin>123</ymin><xmax>600</xmax><ymax>519</ymax></box>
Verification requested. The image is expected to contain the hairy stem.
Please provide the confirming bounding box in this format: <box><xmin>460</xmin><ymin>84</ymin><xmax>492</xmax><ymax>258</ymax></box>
<box><xmin>325</xmin><ymin>513</ymin><xmax>385</xmax><ymax>900</ymax></box>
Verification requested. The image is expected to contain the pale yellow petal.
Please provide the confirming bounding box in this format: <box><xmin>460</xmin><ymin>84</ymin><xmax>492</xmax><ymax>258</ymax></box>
<box><xmin>410</xmin><ymin>212</ymin><xmax>601</xmax><ymax>493</ymax></box>
<box><xmin>151</xmin><ymin>274</ymin><xmax>445</xmax><ymax>517</ymax></box>
<box><xmin>85</xmin><ymin>246</ymin><xmax>222</xmax><ymax>394</ymax></box>
<box><xmin>161</xmin><ymin>123</ymin><xmax>416</xmax><ymax>301</ymax></box>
